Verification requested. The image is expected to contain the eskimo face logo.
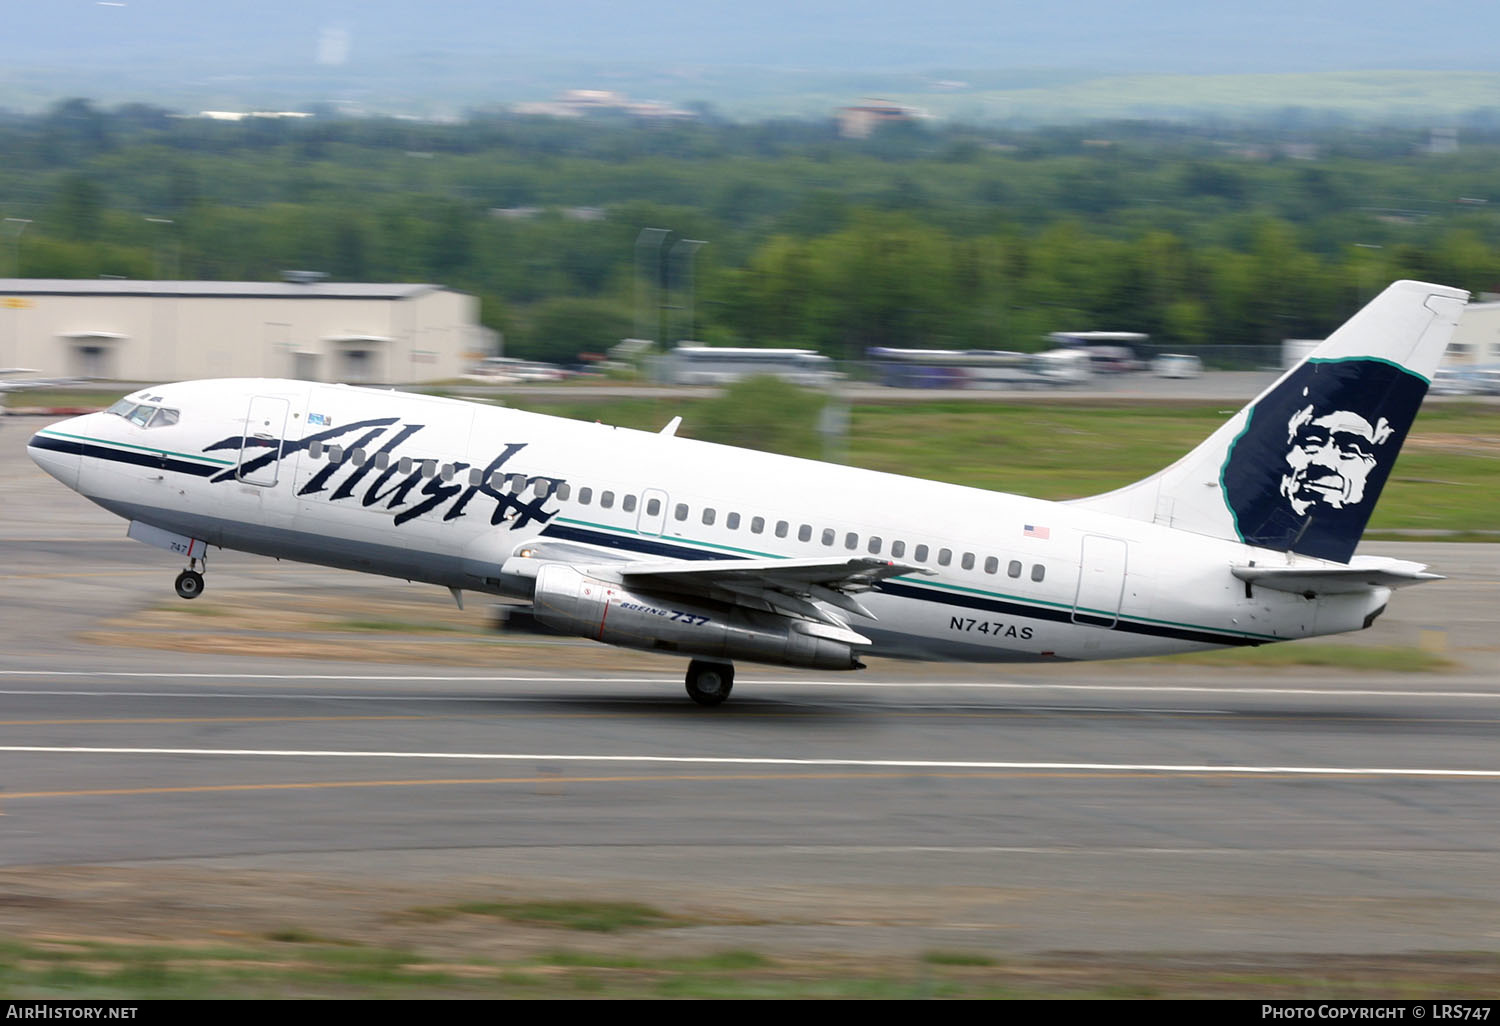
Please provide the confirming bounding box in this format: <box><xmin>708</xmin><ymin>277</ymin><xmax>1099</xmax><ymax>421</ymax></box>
<box><xmin>1220</xmin><ymin>358</ymin><xmax>1427</xmax><ymax>564</ymax></box>
<box><xmin>1279</xmin><ymin>401</ymin><xmax>1393</xmax><ymax>516</ymax></box>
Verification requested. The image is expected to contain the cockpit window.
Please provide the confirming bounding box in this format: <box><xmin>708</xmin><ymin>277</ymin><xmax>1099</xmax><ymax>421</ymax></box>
<box><xmin>108</xmin><ymin>399</ymin><xmax>179</xmax><ymax>428</ymax></box>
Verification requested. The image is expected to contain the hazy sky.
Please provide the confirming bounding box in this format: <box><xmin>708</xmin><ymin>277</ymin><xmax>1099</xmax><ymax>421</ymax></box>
<box><xmin>13</xmin><ymin>1</ymin><xmax>1500</xmax><ymax>74</ymax></box>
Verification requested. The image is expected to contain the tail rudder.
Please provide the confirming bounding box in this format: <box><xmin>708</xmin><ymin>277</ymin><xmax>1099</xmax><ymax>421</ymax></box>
<box><xmin>1072</xmin><ymin>280</ymin><xmax>1469</xmax><ymax>563</ymax></box>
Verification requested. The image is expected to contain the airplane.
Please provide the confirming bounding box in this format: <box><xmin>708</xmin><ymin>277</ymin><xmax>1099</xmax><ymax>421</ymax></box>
<box><xmin>26</xmin><ymin>280</ymin><xmax>1467</xmax><ymax>705</ymax></box>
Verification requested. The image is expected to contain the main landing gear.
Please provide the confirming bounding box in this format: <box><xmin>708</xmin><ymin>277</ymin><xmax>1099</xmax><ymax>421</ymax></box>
<box><xmin>685</xmin><ymin>659</ymin><xmax>734</xmax><ymax>707</ymax></box>
<box><xmin>174</xmin><ymin>556</ymin><xmax>206</xmax><ymax>600</ymax></box>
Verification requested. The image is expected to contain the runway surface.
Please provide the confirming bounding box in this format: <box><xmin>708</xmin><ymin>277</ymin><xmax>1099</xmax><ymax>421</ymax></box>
<box><xmin>3</xmin><ymin>415</ymin><xmax>1500</xmax><ymax>958</ymax></box>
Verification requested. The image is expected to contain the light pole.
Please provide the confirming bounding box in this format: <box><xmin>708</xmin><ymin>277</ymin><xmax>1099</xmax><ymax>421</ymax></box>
<box><xmin>671</xmin><ymin>239</ymin><xmax>706</xmax><ymax>343</ymax></box>
<box><xmin>4</xmin><ymin>218</ymin><xmax>32</xmax><ymax>278</ymax></box>
<box><xmin>634</xmin><ymin>228</ymin><xmax>669</xmax><ymax>344</ymax></box>
<box><xmin>145</xmin><ymin>216</ymin><xmax>179</xmax><ymax>279</ymax></box>
<box><xmin>1354</xmin><ymin>243</ymin><xmax>1382</xmax><ymax>303</ymax></box>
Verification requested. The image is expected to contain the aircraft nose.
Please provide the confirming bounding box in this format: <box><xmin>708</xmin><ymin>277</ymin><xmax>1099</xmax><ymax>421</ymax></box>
<box><xmin>26</xmin><ymin>419</ymin><xmax>85</xmax><ymax>491</ymax></box>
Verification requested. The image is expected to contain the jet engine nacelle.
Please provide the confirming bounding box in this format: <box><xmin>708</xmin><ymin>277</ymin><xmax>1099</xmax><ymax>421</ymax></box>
<box><xmin>529</xmin><ymin>563</ymin><xmax>862</xmax><ymax>670</ymax></box>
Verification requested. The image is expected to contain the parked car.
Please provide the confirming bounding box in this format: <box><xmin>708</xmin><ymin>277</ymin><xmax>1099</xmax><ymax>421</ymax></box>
<box><xmin>1152</xmin><ymin>353</ymin><xmax>1203</xmax><ymax>379</ymax></box>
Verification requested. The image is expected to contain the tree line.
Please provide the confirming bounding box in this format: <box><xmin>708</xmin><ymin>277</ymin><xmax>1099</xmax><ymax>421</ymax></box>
<box><xmin>3</xmin><ymin>99</ymin><xmax>1499</xmax><ymax>363</ymax></box>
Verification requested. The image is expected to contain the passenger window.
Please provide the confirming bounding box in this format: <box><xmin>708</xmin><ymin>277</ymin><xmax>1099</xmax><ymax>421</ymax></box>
<box><xmin>961</xmin><ymin>552</ymin><xmax>975</xmax><ymax>571</ymax></box>
<box><xmin>351</xmin><ymin>448</ymin><xmax>366</xmax><ymax>466</ymax></box>
<box><xmin>646</xmin><ymin>498</ymin><xmax>661</xmax><ymax>516</ymax></box>
<box><xmin>703</xmin><ymin>508</ymin><xmax>716</xmax><ymax>526</ymax></box>
<box><xmin>508</xmin><ymin>474</ymin><xmax>527</xmax><ymax>491</ymax></box>
<box><xmin>328</xmin><ymin>445</ymin><xmax>345</xmax><ymax>464</ymax></box>
<box><xmin>439</xmin><ymin>463</ymin><xmax>453</xmax><ymax>482</ymax></box>
<box><xmin>468</xmin><ymin>468</ymin><xmax>483</xmax><ymax>486</ymax></box>
<box><xmin>845</xmin><ymin>532</ymin><xmax>858</xmax><ymax>550</ymax></box>
<box><xmin>821</xmin><ymin>528</ymin><xmax>835</xmax><ymax>546</ymax></box>
<box><xmin>1031</xmin><ymin>564</ymin><xmax>1046</xmax><ymax>582</ymax></box>
<box><xmin>398</xmin><ymin>456</ymin><xmax>413</xmax><ymax>475</ymax></box>
<box><xmin>308</xmin><ymin>440</ymin><xmax>324</xmax><ymax>459</ymax></box>
<box><xmin>914</xmin><ymin>544</ymin><xmax>929</xmax><ymax>562</ymax></box>
<box><xmin>775</xmin><ymin>521</ymin><xmax>789</xmax><ymax>538</ymax></box>
<box><xmin>601</xmin><ymin>491</ymin><xmax>615</xmax><ymax>509</ymax></box>
<box><xmin>375</xmin><ymin>452</ymin><xmax>390</xmax><ymax>470</ymax></box>
<box><xmin>557</xmin><ymin>482</ymin><xmax>572</xmax><ymax>500</ymax></box>
<box><xmin>984</xmin><ymin>556</ymin><xmax>998</xmax><ymax>575</ymax></box>
<box><xmin>938</xmin><ymin>548</ymin><xmax>952</xmax><ymax>566</ymax></box>
<box><xmin>623</xmin><ymin>494</ymin><xmax>637</xmax><ymax>513</ymax></box>
<box><xmin>421</xmin><ymin>460</ymin><xmax>437</xmax><ymax>478</ymax></box>
<box><xmin>868</xmin><ymin>536</ymin><xmax>882</xmax><ymax>554</ymax></box>
<box><xmin>675</xmin><ymin>503</ymin><xmax>688</xmax><ymax>521</ymax></box>
<box><xmin>798</xmin><ymin>524</ymin><xmax>812</xmax><ymax>542</ymax></box>
<box><xmin>891</xmin><ymin>540</ymin><xmax>905</xmax><ymax>558</ymax></box>
<box><xmin>1008</xmin><ymin>560</ymin><xmax>1022</xmax><ymax>578</ymax></box>
<box><xmin>727</xmin><ymin>512</ymin><xmax>740</xmax><ymax>530</ymax></box>
<box><xmin>751</xmin><ymin>516</ymin><xmax>765</xmax><ymax>534</ymax></box>
<box><xmin>579</xmin><ymin>487</ymin><xmax>593</xmax><ymax>505</ymax></box>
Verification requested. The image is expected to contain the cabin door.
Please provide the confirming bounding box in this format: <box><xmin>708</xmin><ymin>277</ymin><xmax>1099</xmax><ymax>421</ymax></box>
<box><xmin>237</xmin><ymin>395</ymin><xmax>290</xmax><ymax>487</ymax></box>
<box><xmin>1072</xmin><ymin>535</ymin><xmax>1128</xmax><ymax>628</ymax></box>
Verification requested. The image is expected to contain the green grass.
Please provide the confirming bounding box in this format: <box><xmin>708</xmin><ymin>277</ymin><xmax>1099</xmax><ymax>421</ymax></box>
<box><xmin>922</xmin><ymin>949</ymin><xmax>999</xmax><ymax>967</ymax></box>
<box><xmin>3</xmin><ymin>935</ymin><xmax>1499</xmax><ymax>999</ymax></box>
<box><xmin>411</xmin><ymin>899</ymin><xmax>685</xmax><ymax>932</ymax></box>
<box><xmin>1148</xmin><ymin>643</ymin><xmax>1455</xmax><ymax>672</ymax></box>
<box><xmin>328</xmin><ymin>619</ymin><xmax>472</xmax><ymax>634</ymax></box>
<box><xmin>1</xmin><ymin>390</ymin><xmax>126</xmax><ymax>409</ymax></box>
<box><xmin>150</xmin><ymin>601</ymin><xmax>230</xmax><ymax>617</ymax></box>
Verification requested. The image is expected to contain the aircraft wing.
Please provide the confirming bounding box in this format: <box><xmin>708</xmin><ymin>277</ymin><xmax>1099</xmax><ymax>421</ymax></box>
<box><xmin>1230</xmin><ymin>556</ymin><xmax>1442</xmax><ymax>596</ymax></box>
<box><xmin>613</xmin><ymin>555</ymin><xmax>929</xmax><ymax>625</ymax></box>
<box><xmin>506</xmin><ymin>544</ymin><xmax>928</xmax><ymax>628</ymax></box>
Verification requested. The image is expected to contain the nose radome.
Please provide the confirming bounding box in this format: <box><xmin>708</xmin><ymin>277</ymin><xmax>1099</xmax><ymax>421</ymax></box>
<box><xmin>27</xmin><ymin>432</ymin><xmax>82</xmax><ymax>490</ymax></box>
<box><xmin>26</xmin><ymin>414</ymin><xmax>93</xmax><ymax>491</ymax></box>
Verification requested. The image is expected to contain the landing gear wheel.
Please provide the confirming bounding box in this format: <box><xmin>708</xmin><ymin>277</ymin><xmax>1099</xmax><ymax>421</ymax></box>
<box><xmin>174</xmin><ymin>569</ymin><xmax>205</xmax><ymax>600</ymax></box>
<box><xmin>685</xmin><ymin>660</ymin><xmax>734</xmax><ymax>707</ymax></box>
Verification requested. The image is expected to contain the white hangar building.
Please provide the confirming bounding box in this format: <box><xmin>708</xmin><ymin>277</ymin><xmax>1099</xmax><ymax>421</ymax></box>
<box><xmin>1449</xmin><ymin>297</ymin><xmax>1500</xmax><ymax>366</ymax></box>
<box><xmin>0</xmin><ymin>279</ymin><xmax>482</xmax><ymax>384</ymax></box>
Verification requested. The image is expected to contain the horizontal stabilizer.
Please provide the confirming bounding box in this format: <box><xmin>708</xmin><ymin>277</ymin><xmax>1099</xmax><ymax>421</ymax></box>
<box><xmin>1231</xmin><ymin>556</ymin><xmax>1442</xmax><ymax>596</ymax></box>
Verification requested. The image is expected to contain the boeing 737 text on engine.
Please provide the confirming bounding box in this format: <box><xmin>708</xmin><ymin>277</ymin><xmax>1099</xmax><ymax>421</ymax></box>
<box><xmin>27</xmin><ymin>281</ymin><xmax>1467</xmax><ymax>704</ymax></box>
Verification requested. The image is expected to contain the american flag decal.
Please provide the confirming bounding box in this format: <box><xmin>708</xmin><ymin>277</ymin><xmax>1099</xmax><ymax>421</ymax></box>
<box><xmin>1023</xmin><ymin>524</ymin><xmax>1050</xmax><ymax>540</ymax></box>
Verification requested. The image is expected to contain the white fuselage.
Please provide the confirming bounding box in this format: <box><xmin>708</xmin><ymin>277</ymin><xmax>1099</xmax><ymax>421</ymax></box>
<box><xmin>27</xmin><ymin>378</ymin><xmax>1388</xmax><ymax>666</ymax></box>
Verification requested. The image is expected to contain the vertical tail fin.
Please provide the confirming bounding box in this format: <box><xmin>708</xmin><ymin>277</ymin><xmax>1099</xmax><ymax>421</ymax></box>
<box><xmin>1072</xmin><ymin>280</ymin><xmax>1469</xmax><ymax>563</ymax></box>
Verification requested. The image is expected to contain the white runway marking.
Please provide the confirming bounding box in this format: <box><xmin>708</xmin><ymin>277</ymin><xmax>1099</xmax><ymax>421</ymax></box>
<box><xmin>2</xmin><ymin>670</ymin><xmax>1499</xmax><ymax>700</ymax></box>
<box><xmin>2</xmin><ymin>745</ymin><xmax>1498</xmax><ymax>779</ymax></box>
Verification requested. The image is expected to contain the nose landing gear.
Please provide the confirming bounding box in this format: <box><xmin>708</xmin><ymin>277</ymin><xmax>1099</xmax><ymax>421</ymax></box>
<box><xmin>174</xmin><ymin>556</ymin><xmax>206</xmax><ymax>599</ymax></box>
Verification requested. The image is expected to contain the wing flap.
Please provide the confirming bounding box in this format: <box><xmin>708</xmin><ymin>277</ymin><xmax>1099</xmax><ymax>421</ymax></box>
<box><xmin>621</xmin><ymin>558</ymin><xmax>924</xmax><ymax>597</ymax></box>
<box><xmin>615</xmin><ymin>555</ymin><xmax>930</xmax><ymax>625</ymax></box>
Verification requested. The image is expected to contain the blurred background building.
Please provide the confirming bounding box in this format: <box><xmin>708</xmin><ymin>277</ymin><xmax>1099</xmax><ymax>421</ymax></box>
<box><xmin>0</xmin><ymin>278</ymin><xmax>481</xmax><ymax>384</ymax></box>
<box><xmin>1450</xmin><ymin>296</ymin><xmax>1500</xmax><ymax>366</ymax></box>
